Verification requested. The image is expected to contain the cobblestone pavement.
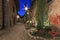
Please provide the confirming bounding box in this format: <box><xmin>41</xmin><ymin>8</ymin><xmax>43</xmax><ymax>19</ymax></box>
<box><xmin>0</xmin><ymin>23</ymin><xmax>36</xmax><ymax>40</ymax></box>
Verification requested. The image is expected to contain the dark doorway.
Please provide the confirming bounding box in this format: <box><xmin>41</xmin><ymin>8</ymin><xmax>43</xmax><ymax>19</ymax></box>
<box><xmin>2</xmin><ymin>0</ymin><xmax>5</xmax><ymax>29</ymax></box>
<box><xmin>47</xmin><ymin>0</ymin><xmax>52</xmax><ymax>3</ymax></box>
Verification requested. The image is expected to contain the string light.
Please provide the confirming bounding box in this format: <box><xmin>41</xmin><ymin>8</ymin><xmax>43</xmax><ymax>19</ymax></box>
<box><xmin>24</xmin><ymin>7</ymin><xmax>28</xmax><ymax>11</ymax></box>
<box><xmin>16</xmin><ymin>15</ymin><xmax>20</xmax><ymax>20</ymax></box>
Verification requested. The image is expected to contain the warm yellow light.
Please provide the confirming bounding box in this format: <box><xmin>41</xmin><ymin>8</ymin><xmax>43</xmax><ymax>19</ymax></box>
<box><xmin>17</xmin><ymin>15</ymin><xmax>19</xmax><ymax>19</ymax></box>
<box><xmin>24</xmin><ymin>7</ymin><xmax>28</xmax><ymax>11</ymax></box>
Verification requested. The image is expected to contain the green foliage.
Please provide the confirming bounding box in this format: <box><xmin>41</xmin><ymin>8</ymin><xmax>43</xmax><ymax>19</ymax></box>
<box><xmin>43</xmin><ymin>33</ymin><xmax>52</xmax><ymax>38</ymax></box>
<box><xmin>44</xmin><ymin>27</ymin><xmax>52</xmax><ymax>32</ymax></box>
<box><xmin>30</xmin><ymin>0</ymin><xmax>53</xmax><ymax>38</ymax></box>
<box><xmin>30</xmin><ymin>27</ymin><xmax>53</xmax><ymax>38</ymax></box>
<box><xmin>30</xmin><ymin>32</ymin><xmax>40</xmax><ymax>36</ymax></box>
<box><xmin>36</xmin><ymin>0</ymin><xmax>49</xmax><ymax>29</ymax></box>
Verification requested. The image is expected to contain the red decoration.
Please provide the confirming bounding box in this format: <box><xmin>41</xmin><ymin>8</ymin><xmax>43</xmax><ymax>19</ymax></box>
<box><xmin>49</xmin><ymin>14</ymin><xmax>60</xmax><ymax>26</ymax></box>
<box><xmin>48</xmin><ymin>29</ymin><xmax>57</xmax><ymax>37</ymax></box>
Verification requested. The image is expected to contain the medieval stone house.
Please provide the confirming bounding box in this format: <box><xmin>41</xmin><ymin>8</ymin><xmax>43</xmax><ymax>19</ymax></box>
<box><xmin>0</xmin><ymin>0</ymin><xmax>3</xmax><ymax>29</ymax></box>
<box><xmin>0</xmin><ymin>0</ymin><xmax>19</xmax><ymax>30</ymax></box>
<box><xmin>48</xmin><ymin>0</ymin><xmax>60</xmax><ymax>29</ymax></box>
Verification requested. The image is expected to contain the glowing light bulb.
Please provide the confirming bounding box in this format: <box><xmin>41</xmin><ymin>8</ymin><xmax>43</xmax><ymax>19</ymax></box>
<box><xmin>27</xmin><ymin>12</ymin><xmax>29</xmax><ymax>15</ymax></box>
<box><xmin>17</xmin><ymin>15</ymin><xmax>19</xmax><ymax>19</ymax></box>
<box><xmin>25</xmin><ymin>7</ymin><xmax>28</xmax><ymax>11</ymax></box>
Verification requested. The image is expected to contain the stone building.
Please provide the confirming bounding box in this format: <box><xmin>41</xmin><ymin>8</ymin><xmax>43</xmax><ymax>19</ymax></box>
<box><xmin>48</xmin><ymin>0</ymin><xmax>60</xmax><ymax>29</ymax></box>
<box><xmin>0</xmin><ymin>0</ymin><xmax>3</xmax><ymax>29</ymax></box>
<box><xmin>0</xmin><ymin>0</ymin><xmax>19</xmax><ymax>30</ymax></box>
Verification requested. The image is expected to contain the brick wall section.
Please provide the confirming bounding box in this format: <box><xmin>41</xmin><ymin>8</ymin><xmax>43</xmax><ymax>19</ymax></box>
<box><xmin>9</xmin><ymin>0</ymin><xmax>16</xmax><ymax>26</ymax></box>
<box><xmin>0</xmin><ymin>0</ymin><xmax>18</xmax><ymax>29</ymax></box>
<box><xmin>48</xmin><ymin>0</ymin><xmax>60</xmax><ymax>29</ymax></box>
<box><xmin>9</xmin><ymin>0</ymin><xmax>17</xmax><ymax>26</ymax></box>
<box><xmin>4</xmin><ymin>0</ymin><xmax>11</xmax><ymax>28</ymax></box>
<box><xmin>0</xmin><ymin>0</ymin><xmax>2</xmax><ymax>29</ymax></box>
<box><xmin>4</xmin><ymin>0</ymin><xmax>17</xmax><ymax>29</ymax></box>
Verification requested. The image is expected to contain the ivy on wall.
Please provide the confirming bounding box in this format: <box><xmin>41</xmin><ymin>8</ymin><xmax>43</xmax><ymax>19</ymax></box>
<box><xmin>36</xmin><ymin>0</ymin><xmax>49</xmax><ymax>28</ymax></box>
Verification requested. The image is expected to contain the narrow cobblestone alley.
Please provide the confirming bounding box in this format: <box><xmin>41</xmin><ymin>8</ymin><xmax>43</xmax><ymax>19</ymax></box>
<box><xmin>0</xmin><ymin>23</ymin><xmax>35</xmax><ymax>40</ymax></box>
<box><xmin>0</xmin><ymin>0</ymin><xmax>37</xmax><ymax>40</ymax></box>
<box><xmin>1</xmin><ymin>0</ymin><xmax>60</xmax><ymax>40</ymax></box>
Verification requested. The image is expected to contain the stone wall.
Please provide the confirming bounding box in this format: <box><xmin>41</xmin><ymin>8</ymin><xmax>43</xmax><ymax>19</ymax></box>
<box><xmin>48</xmin><ymin>0</ymin><xmax>60</xmax><ymax>29</ymax></box>
<box><xmin>4</xmin><ymin>0</ymin><xmax>17</xmax><ymax>29</ymax></box>
<box><xmin>0</xmin><ymin>0</ymin><xmax>3</xmax><ymax>29</ymax></box>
